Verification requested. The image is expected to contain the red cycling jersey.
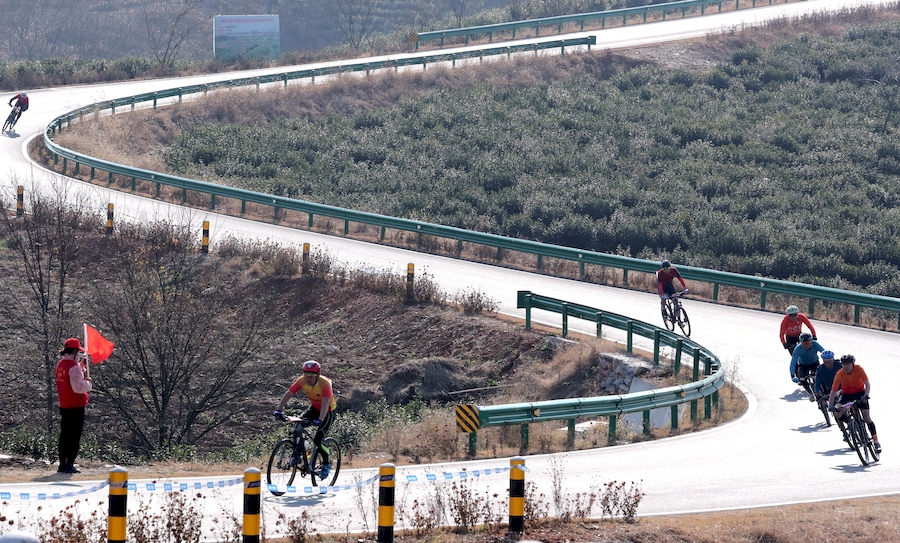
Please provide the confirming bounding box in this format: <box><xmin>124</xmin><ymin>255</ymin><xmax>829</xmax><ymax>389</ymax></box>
<box><xmin>9</xmin><ymin>93</ymin><xmax>28</xmax><ymax>111</ymax></box>
<box><xmin>779</xmin><ymin>313</ymin><xmax>816</xmax><ymax>343</ymax></box>
<box><xmin>657</xmin><ymin>267</ymin><xmax>686</xmax><ymax>296</ymax></box>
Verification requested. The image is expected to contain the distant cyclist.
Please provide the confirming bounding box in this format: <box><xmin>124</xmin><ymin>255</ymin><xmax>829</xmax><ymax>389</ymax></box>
<box><xmin>657</xmin><ymin>260</ymin><xmax>688</xmax><ymax>316</ymax></box>
<box><xmin>779</xmin><ymin>305</ymin><xmax>816</xmax><ymax>355</ymax></box>
<box><xmin>828</xmin><ymin>355</ymin><xmax>881</xmax><ymax>454</ymax></box>
<box><xmin>273</xmin><ymin>360</ymin><xmax>337</xmax><ymax>476</ymax></box>
<box><xmin>789</xmin><ymin>332</ymin><xmax>824</xmax><ymax>399</ymax></box>
<box><xmin>7</xmin><ymin>92</ymin><xmax>28</xmax><ymax>121</ymax></box>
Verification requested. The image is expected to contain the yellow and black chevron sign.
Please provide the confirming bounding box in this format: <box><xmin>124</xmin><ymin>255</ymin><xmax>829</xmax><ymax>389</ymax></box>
<box><xmin>408</xmin><ymin>31</ymin><xmax>419</xmax><ymax>43</ymax></box>
<box><xmin>455</xmin><ymin>404</ymin><xmax>480</xmax><ymax>433</ymax></box>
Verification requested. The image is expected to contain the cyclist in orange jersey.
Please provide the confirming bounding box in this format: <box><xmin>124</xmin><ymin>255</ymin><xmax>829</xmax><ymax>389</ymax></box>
<box><xmin>274</xmin><ymin>360</ymin><xmax>337</xmax><ymax>475</ymax></box>
<box><xmin>828</xmin><ymin>355</ymin><xmax>881</xmax><ymax>454</ymax></box>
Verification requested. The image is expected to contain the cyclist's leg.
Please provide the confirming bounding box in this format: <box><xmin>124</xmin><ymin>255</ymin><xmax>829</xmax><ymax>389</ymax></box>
<box><xmin>796</xmin><ymin>365</ymin><xmax>812</xmax><ymax>394</ymax></box>
<box><xmin>317</xmin><ymin>411</ymin><xmax>335</xmax><ymax>463</ymax></box>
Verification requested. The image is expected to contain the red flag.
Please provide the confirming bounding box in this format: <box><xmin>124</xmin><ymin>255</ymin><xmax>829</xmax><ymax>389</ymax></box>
<box><xmin>84</xmin><ymin>323</ymin><xmax>114</xmax><ymax>365</ymax></box>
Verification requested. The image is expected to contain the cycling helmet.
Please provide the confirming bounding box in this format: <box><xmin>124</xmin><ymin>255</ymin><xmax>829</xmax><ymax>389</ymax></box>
<box><xmin>840</xmin><ymin>354</ymin><xmax>855</xmax><ymax>365</ymax></box>
<box><xmin>785</xmin><ymin>305</ymin><xmax>799</xmax><ymax>315</ymax></box>
<box><xmin>821</xmin><ymin>350</ymin><xmax>835</xmax><ymax>360</ymax></box>
<box><xmin>301</xmin><ymin>360</ymin><xmax>321</xmax><ymax>374</ymax></box>
<box><xmin>799</xmin><ymin>332</ymin><xmax>813</xmax><ymax>342</ymax></box>
<box><xmin>661</xmin><ymin>260</ymin><xmax>671</xmax><ymax>269</ymax></box>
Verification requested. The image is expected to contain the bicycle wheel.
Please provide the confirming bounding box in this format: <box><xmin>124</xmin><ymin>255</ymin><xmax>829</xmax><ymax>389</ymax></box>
<box><xmin>309</xmin><ymin>437</ymin><xmax>342</xmax><ymax>487</ymax></box>
<box><xmin>847</xmin><ymin>417</ymin><xmax>869</xmax><ymax>466</ymax></box>
<box><xmin>662</xmin><ymin>301</ymin><xmax>675</xmax><ymax>332</ymax></box>
<box><xmin>855</xmin><ymin>414</ymin><xmax>879</xmax><ymax>464</ymax></box>
<box><xmin>676</xmin><ymin>306</ymin><xmax>691</xmax><ymax>337</ymax></box>
<box><xmin>2</xmin><ymin>116</ymin><xmax>11</xmax><ymax>132</ymax></box>
<box><xmin>266</xmin><ymin>439</ymin><xmax>298</xmax><ymax>495</ymax></box>
<box><xmin>817</xmin><ymin>398</ymin><xmax>831</xmax><ymax>427</ymax></box>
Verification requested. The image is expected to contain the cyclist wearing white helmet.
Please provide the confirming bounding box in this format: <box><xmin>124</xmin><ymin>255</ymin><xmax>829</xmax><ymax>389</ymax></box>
<box><xmin>779</xmin><ymin>305</ymin><xmax>817</xmax><ymax>354</ymax></box>
<box><xmin>657</xmin><ymin>259</ymin><xmax>688</xmax><ymax>315</ymax></box>
<box><xmin>274</xmin><ymin>360</ymin><xmax>337</xmax><ymax>475</ymax></box>
<box><xmin>828</xmin><ymin>355</ymin><xmax>881</xmax><ymax>454</ymax></box>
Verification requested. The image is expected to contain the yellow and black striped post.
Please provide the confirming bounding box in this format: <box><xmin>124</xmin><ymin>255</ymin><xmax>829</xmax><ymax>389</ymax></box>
<box><xmin>108</xmin><ymin>466</ymin><xmax>128</xmax><ymax>543</ymax></box>
<box><xmin>16</xmin><ymin>185</ymin><xmax>23</xmax><ymax>217</ymax></box>
<box><xmin>242</xmin><ymin>468</ymin><xmax>261</xmax><ymax>543</ymax></box>
<box><xmin>106</xmin><ymin>204</ymin><xmax>114</xmax><ymax>235</ymax></box>
<box><xmin>377</xmin><ymin>463</ymin><xmax>395</xmax><ymax>543</ymax></box>
<box><xmin>508</xmin><ymin>457</ymin><xmax>525</xmax><ymax>535</ymax></box>
<box><xmin>202</xmin><ymin>221</ymin><xmax>210</xmax><ymax>254</ymax></box>
<box><xmin>302</xmin><ymin>243</ymin><xmax>310</xmax><ymax>275</ymax></box>
<box><xmin>405</xmin><ymin>263</ymin><xmax>414</xmax><ymax>304</ymax></box>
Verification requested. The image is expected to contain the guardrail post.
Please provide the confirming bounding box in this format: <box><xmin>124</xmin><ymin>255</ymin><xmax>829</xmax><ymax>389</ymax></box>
<box><xmin>16</xmin><ymin>186</ymin><xmax>23</xmax><ymax>217</ymax></box>
<box><xmin>520</xmin><ymin>423</ymin><xmax>529</xmax><ymax>453</ymax></box>
<box><xmin>274</xmin><ymin>206</ymin><xmax>280</xmax><ymax>222</ymax></box>
<box><xmin>308</xmin><ymin>212</ymin><xmax>313</xmax><ymax>227</ymax></box>
<box><xmin>595</xmin><ymin>311</ymin><xmax>602</xmax><ymax>337</ymax></box>
<box><xmin>643</xmin><ymin>410</ymin><xmax>650</xmax><ymax>435</ymax></box>
<box><xmin>468</xmin><ymin>432</ymin><xmax>477</xmax><ymax>457</ymax></box>
<box><xmin>242</xmin><ymin>468</ymin><xmax>261</xmax><ymax>543</ymax></box>
<box><xmin>108</xmin><ymin>171</ymin><xmax>113</xmax><ymax>185</ymax></box>
<box><xmin>674</xmin><ymin>339</ymin><xmax>683</xmax><ymax>376</ymax></box>
<box><xmin>152</xmin><ymin>93</ymin><xmax>157</xmax><ymax>109</ymax></box>
<box><xmin>202</xmin><ymin>221</ymin><xmax>210</xmax><ymax>254</ymax></box>
<box><xmin>567</xmin><ymin>419</ymin><xmax>575</xmax><ymax>450</ymax></box>
<box><xmin>561</xmin><ymin>302</ymin><xmax>568</xmax><ymax>338</ymax></box>
<box><xmin>108</xmin><ymin>466</ymin><xmax>128</xmax><ymax>543</ymax></box>
<box><xmin>90</xmin><ymin>166</ymin><xmax>95</xmax><ymax>180</ymax></box>
<box><xmin>508</xmin><ymin>457</ymin><xmax>525</xmax><ymax>536</ymax></box>
<box><xmin>854</xmin><ymin>305</ymin><xmax>861</xmax><ymax>324</ymax></box>
<box><xmin>626</xmin><ymin>320</ymin><xmax>633</xmax><ymax>353</ymax></box>
<box><xmin>536</xmin><ymin>254</ymin><xmax>542</xmax><ymax>271</ymax></box>
<box><xmin>653</xmin><ymin>330</ymin><xmax>660</xmax><ymax>366</ymax></box>
<box><xmin>496</xmin><ymin>246</ymin><xmax>503</xmax><ymax>263</ymax></box>
<box><xmin>210</xmin><ymin>194</ymin><xmax>216</xmax><ymax>210</ymax></box>
<box><xmin>608</xmin><ymin>415</ymin><xmax>617</xmax><ymax>444</ymax></box>
<box><xmin>106</xmin><ymin>204</ymin><xmax>114</xmax><ymax>235</ymax></box>
<box><xmin>54</xmin><ymin>152</ymin><xmax>58</xmax><ymax>165</ymax></box>
<box><xmin>760</xmin><ymin>290</ymin><xmax>767</xmax><ymax>309</ymax></box>
<box><xmin>671</xmin><ymin>405</ymin><xmax>679</xmax><ymax>430</ymax></box>
<box><xmin>406</xmin><ymin>263</ymin><xmax>414</xmax><ymax>303</ymax></box>
<box><xmin>579</xmin><ymin>261</ymin><xmax>585</xmax><ymax>279</ymax></box>
<box><xmin>524</xmin><ymin>294</ymin><xmax>532</xmax><ymax>329</ymax></box>
<box><xmin>62</xmin><ymin>157</ymin><xmax>67</xmax><ymax>172</ymax></box>
<box><xmin>344</xmin><ymin>219</ymin><xmax>349</xmax><ymax>235</ymax></box>
<box><xmin>691</xmin><ymin>350</ymin><xmax>700</xmax><ymax>421</ymax></box>
<box><xmin>131</xmin><ymin>177</ymin><xmax>136</xmax><ymax>190</ymax></box>
<box><xmin>182</xmin><ymin>187</ymin><xmax>187</xmax><ymax>203</ymax></box>
<box><xmin>623</xmin><ymin>269</ymin><xmax>628</xmax><ymax>286</ymax></box>
<box><xmin>713</xmin><ymin>284</ymin><xmax>719</xmax><ymax>300</ymax></box>
<box><xmin>377</xmin><ymin>463</ymin><xmax>395</xmax><ymax>543</ymax></box>
<box><xmin>302</xmin><ymin>243</ymin><xmax>310</xmax><ymax>274</ymax></box>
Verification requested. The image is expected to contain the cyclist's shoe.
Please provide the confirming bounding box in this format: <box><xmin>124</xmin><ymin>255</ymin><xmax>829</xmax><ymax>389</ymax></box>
<box><xmin>319</xmin><ymin>462</ymin><xmax>333</xmax><ymax>478</ymax></box>
<box><xmin>874</xmin><ymin>442</ymin><xmax>882</xmax><ymax>454</ymax></box>
<box><xmin>807</xmin><ymin>391</ymin><xmax>816</xmax><ymax>402</ymax></box>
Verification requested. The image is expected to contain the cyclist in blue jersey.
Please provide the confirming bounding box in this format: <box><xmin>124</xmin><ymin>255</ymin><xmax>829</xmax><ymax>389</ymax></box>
<box><xmin>790</xmin><ymin>332</ymin><xmax>825</xmax><ymax>399</ymax></box>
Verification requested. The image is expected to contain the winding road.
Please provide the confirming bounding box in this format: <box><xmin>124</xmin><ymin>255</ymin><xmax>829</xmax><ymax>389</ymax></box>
<box><xmin>1</xmin><ymin>0</ymin><xmax>898</xmax><ymax>538</ymax></box>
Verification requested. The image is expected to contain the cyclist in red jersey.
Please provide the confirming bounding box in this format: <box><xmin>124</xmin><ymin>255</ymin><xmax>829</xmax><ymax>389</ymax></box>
<box><xmin>779</xmin><ymin>305</ymin><xmax>817</xmax><ymax>354</ymax></box>
<box><xmin>273</xmin><ymin>360</ymin><xmax>337</xmax><ymax>475</ymax></box>
<box><xmin>828</xmin><ymin>355</ymin><xmax>881</xmax><ymax>454</ymax></box>
<box><xmin>657</xmin><ymin>260</ymin><xmax>688</xmax><ymax>317</ymax></box>
<box><xmin>8</xmin><ymin>92</ymin><xmax>28</xmax><ymax>119</ymax></box>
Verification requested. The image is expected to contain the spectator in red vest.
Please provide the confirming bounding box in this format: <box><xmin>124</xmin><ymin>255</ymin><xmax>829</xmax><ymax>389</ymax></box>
<box><xmin>55</xmin><ymin>337</ymin><xmax>92</xmax><ymax>474</ymax></box>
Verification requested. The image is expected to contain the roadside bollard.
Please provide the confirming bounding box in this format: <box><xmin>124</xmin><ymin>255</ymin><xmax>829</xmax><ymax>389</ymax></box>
<box><xmin>108</xmin><ymin>466</ymin><xmax>128</xmax><ymax>543</ymax></box>
<box><xmin>106</xmin><ymin>204</ymin><xmax>114</xmax><ymax>235</ymax></box>
<box><xmin>302</xmin><ymin>243</ymin><xmax>310</xmax><ymax>274</ymax></box>
<box><xmin>405</xmin><ymin>263</ymin><xmax>414</xmax><ymax>303</ymax></box>
<box><xmin>242</xmin><ymin>468</ymin><xmax>261</xmax><ymax>543</ymax></box>
<box><xmin>377</xmin><ymin>463</ymin><xmax>395</xmax><ymax>543</ymax></box>
<box><xmin>16</xmin><ymin>185</ymin><xmax>23</xmax><ymax>217</ymax></box>
<box><xmin>509</xmin><ymin>456</ymin><xmax>525</xmax><ymax>536</ymax></box>
<box><xmin>202</xmin><ymin>221</ymin><xmax>210</xmax><ymax>254</ymax></box>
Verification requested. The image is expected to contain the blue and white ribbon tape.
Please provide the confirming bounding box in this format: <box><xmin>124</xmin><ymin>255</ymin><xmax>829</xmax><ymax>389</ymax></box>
<box><xmin>1</xmin><ymin>480</ymin><xmax>109</xmax><ymax>501</ymax></box>
<box><xmin>129</xmin><ymin>476</ymin><xmax>244</xmax><ymax>492</ymax></box>
<box><xmin>266</xmin><ymin>473</ymin><xmax>379</xmax><ymax>496</ymax></box>
<box><xmin>403</xmin><ymin>466</ymin><xmax>512</xmax><ymax>483</ymax></box>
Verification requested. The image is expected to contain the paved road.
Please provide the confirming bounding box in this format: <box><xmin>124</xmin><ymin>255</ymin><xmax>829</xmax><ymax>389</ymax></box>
<box><xmin>1</xmin><ymin>0</ymin><xmax>898</xmax><ymax>538</ymax></box>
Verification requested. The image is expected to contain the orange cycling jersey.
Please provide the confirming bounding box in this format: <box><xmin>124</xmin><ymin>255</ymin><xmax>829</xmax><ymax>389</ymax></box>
<box><xmin>289</xmin><ymin>374</ymin><xmax>337</xmax><ymax>412</ymax></box>
<box><xmin>831</xmin><ymin>365</ymin><xmax>868</xmax><ymax>395</ymax></box>
<box><xmin>779</xmin><ymin>313</ymin><xmax>816</xmax><ymax>343</ymax></box>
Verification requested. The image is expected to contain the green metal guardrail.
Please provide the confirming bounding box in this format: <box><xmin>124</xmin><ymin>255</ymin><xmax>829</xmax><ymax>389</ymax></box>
<box><xmin>413</xmin><ymin>0</ymin><xmax>786</xmax><ymax>49</ymax></box>
<box><xmin>455</xmin><ymin>291</ymin><xmax>723</xmax><ymax>454</ymax></box>
<box><xmin>42</xmin><ymin>36</ymin><xmax>900</xmax><ymax>329</ymax></box>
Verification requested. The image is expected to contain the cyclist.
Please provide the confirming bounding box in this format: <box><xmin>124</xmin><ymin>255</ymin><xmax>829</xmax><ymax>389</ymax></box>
<box><xmin>7</xmin><ymin>92</ymin><xmax>28</xmax><ymax>123</ymax></box>
<box><xmin>779</xmin><ymin>305</ymin><xmax>816</xmax><ymax>355</ymax></box>
<box><xmin>789</xmin><ymin>332</ymin><xmax>824</xmax><ymax>400</ymax></box>
<box><xmin>828</xmin><ymin>355</ymin><xmax>881</xmax><ymax>454</ymax></box>
<box><xmin>813</xmin><ymin>351</ymin><xmax>840</xmax><ymax>401</ymax></box>
<box><xmin>657</xmin><ymin>260</ymin><xmax>688</xmax><ymax>318</ymax></box>
<box><xmin>274</xmin><ymin>360</ymin><xmax>337</xmax><ymax>476</ymax></box>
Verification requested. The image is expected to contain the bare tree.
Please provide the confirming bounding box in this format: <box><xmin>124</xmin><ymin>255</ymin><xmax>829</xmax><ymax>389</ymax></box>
<box><xmin>321</xmin><ymin>0</ymin><xmax>384</xmax><ymax>51</ymax></box>
<box><xmin>89</xmin><ymin>220</ymin><xmax>283</xmax><ymax>453</ymax></box>
<box><xmin>141</xmin><ymin>0</ymin><xmax>206</xmax><ymax>68</ymax></box>
<box><xmin>446</xmin><ymin>0</ymin><xmax>482</xmax><ymax>28</ymax></box>
<box><xmin>0</xmin><ymin>181</ymin><xmax>101</xmax><ymax>429</ymax></box>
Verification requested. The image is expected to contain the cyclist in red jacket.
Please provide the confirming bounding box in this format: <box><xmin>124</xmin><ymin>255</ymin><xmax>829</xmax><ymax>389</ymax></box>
<box><xmin>657</xmin><ymin>260</ymin><xmax>688</xmax><ymax>316</ymax></box>
<box><xmin>779</xmin><ymin>305</ymin><xmax>816</xmax><ymax>355</ymax></box>
<box><xmin>8</xmin><ymin>92</ymin><xmax>28</xmax><ymax>118</ymax></box>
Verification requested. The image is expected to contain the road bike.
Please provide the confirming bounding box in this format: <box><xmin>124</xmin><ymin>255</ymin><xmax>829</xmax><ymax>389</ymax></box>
<box><xmin>833</xmin><ymin>398</ymin><xmax>879</xmax><ymax>466</ymax></box>
<box><xmin>810</xmin><ymin>387</ymin><xmax>831</xmax><ymax>427</ymax></box>
<box><xmin>2</xmin><ymin>105</ymin><xmax>22</xmax><ymax>133</ymax></box>
<box><xmin>267</xmin><ymin>414</ymin><xmax>342</xmax><ymax>495</ymax></box>
<box><xmin>662</xmin><ymin>290</ymin><xmax>691</xmax><ymax>337</ymax></box>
